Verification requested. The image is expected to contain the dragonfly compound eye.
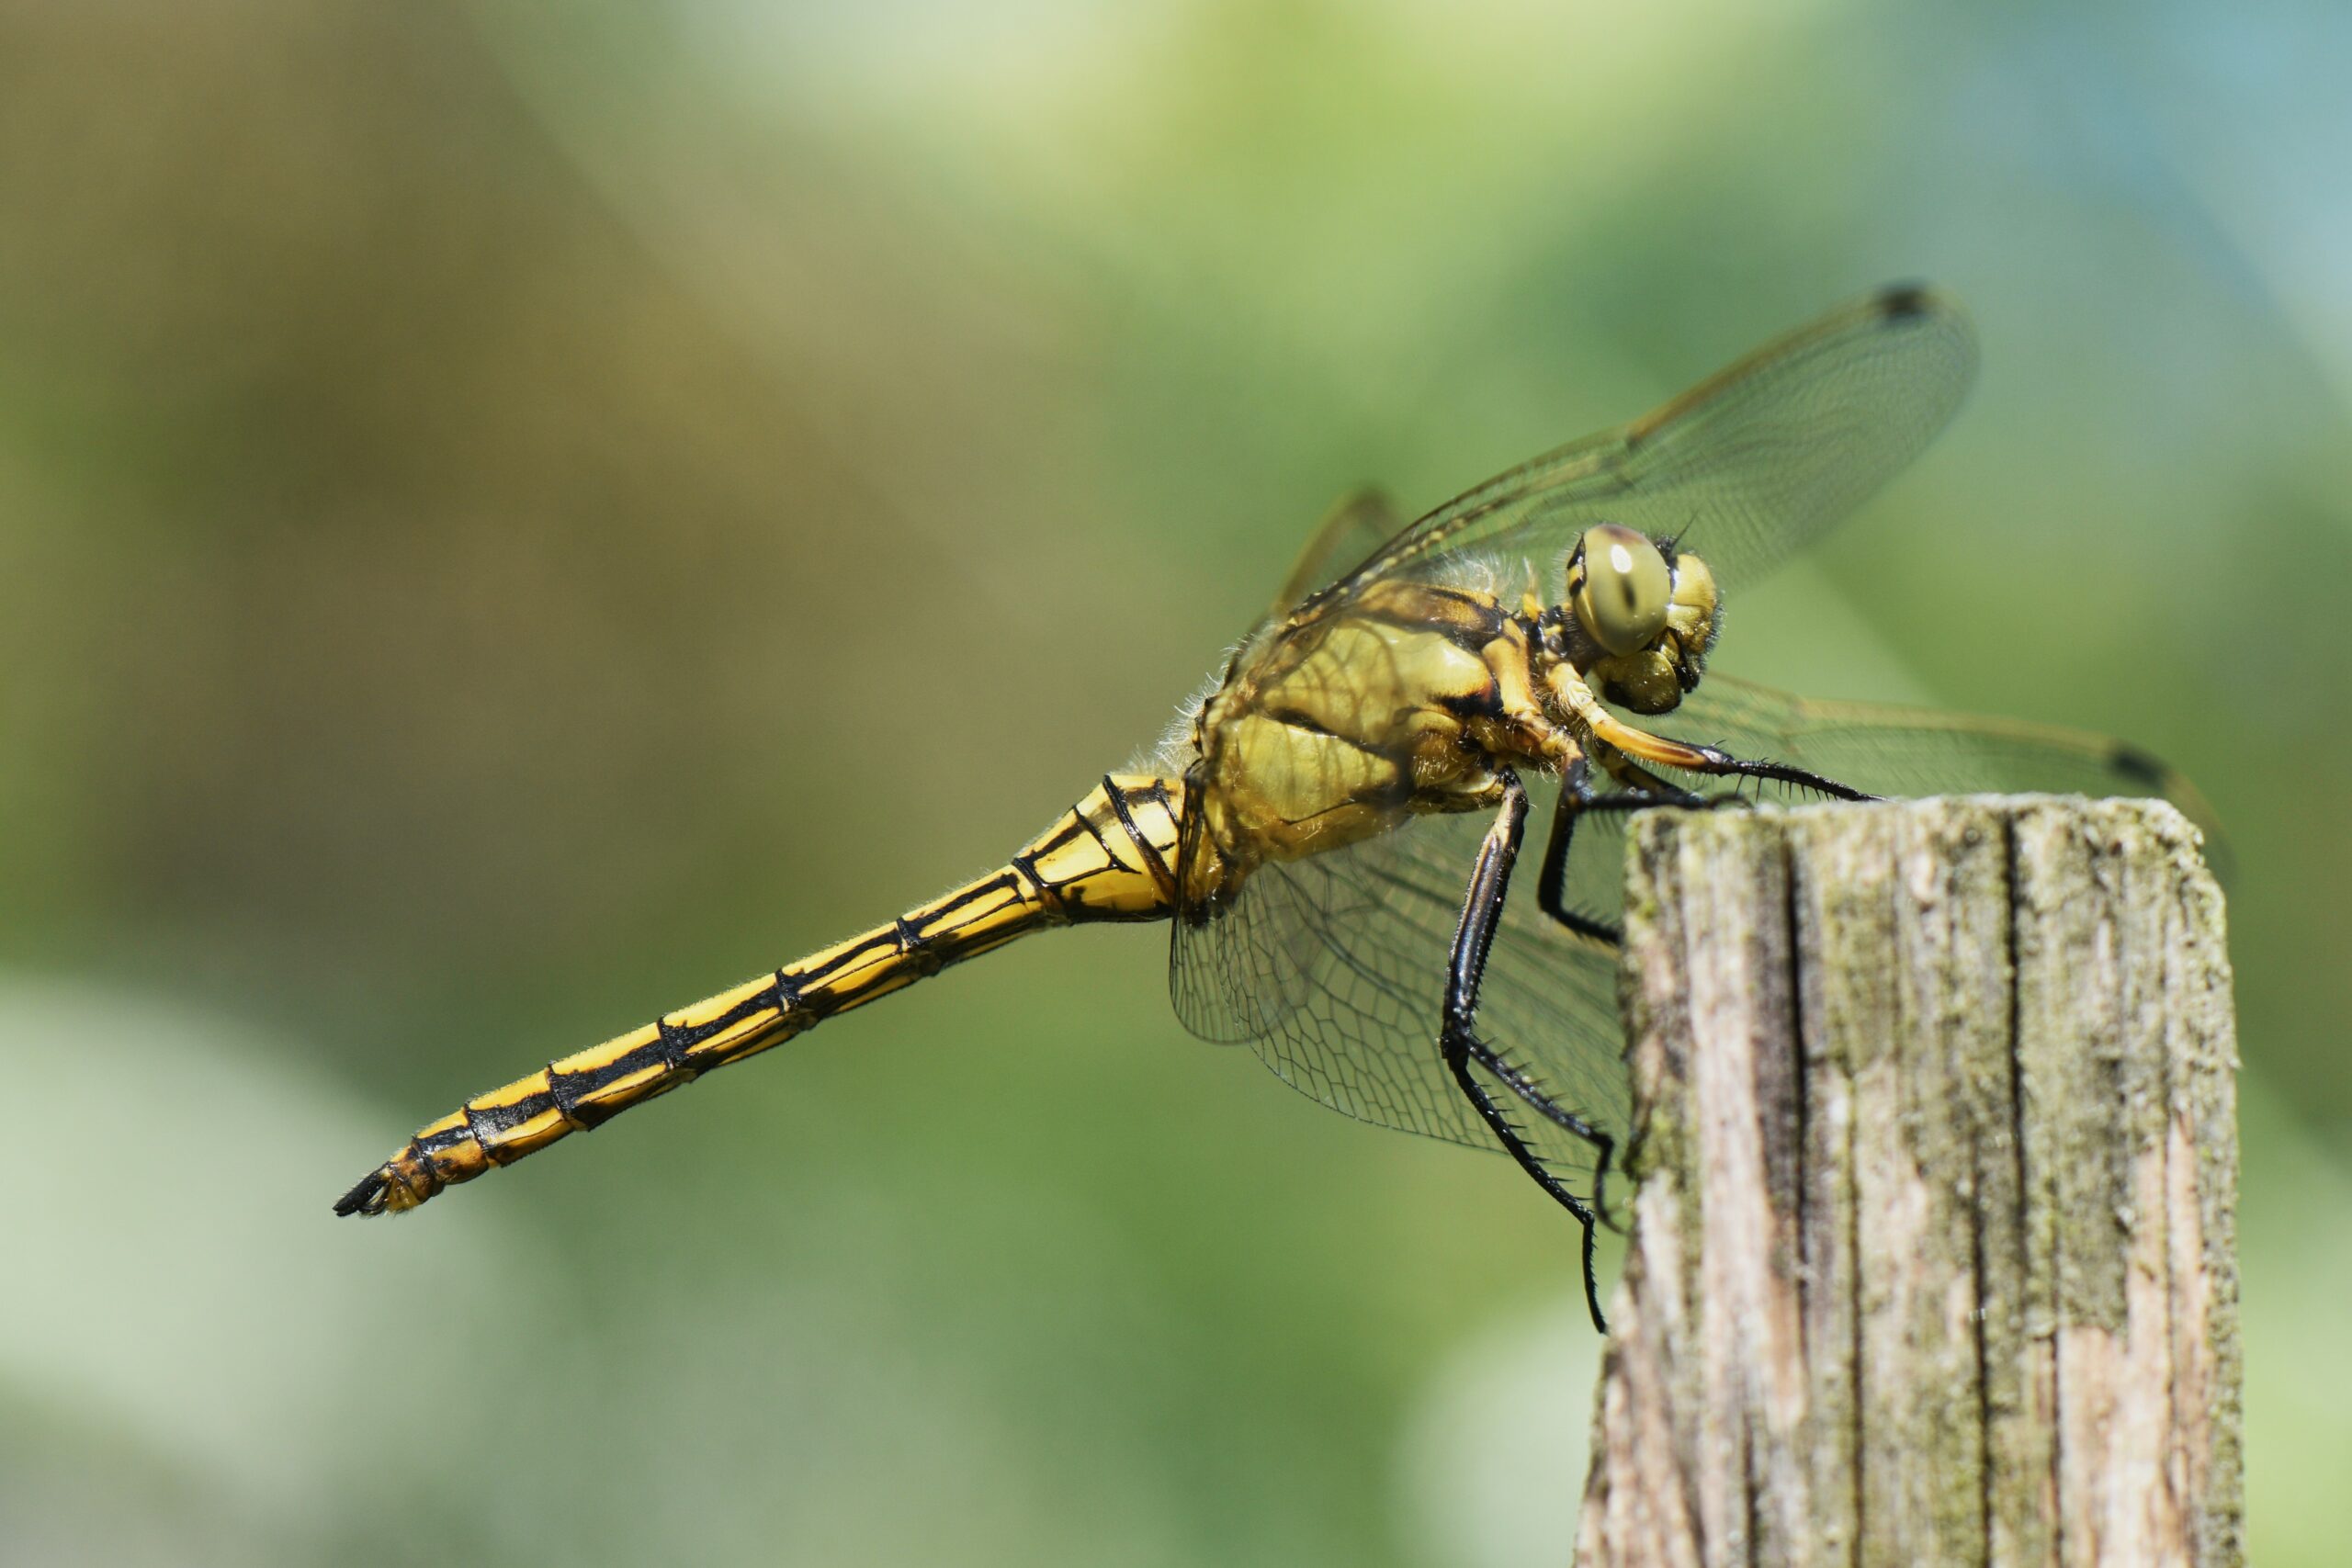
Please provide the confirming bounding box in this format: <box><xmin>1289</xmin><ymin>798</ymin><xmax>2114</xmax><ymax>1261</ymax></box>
<box><xmin>1571</xmin><ymin>524</ymin><xmax>1672</xmax><ymax>657</ymax></box>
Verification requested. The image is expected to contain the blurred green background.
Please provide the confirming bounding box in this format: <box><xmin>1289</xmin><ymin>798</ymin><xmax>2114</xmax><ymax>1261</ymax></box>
<box><xmin>3</xmin><ymin>2</ymin><xmax>2346</xmax><ymax>1563</ymax></box>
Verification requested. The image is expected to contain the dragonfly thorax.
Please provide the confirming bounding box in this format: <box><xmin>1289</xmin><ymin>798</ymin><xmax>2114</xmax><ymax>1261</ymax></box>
<box><xmin>1184</xmin><ymin>580</ymin><xmax>1549</xmax><ymax>897</ymax></box>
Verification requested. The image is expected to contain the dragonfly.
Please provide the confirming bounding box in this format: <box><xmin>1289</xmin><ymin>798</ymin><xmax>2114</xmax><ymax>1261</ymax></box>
<box><xmin>334</xmin><ymin>285</ymin><xmax>2212</xmax><ymax>1331</ymax></box>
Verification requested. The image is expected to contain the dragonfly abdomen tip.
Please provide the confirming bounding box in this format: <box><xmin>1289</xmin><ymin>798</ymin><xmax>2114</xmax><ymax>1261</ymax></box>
<box><xmin>332</xmin><ymin>1169</ymin><xmax>390</xmax><ymax>1217</ymax></box>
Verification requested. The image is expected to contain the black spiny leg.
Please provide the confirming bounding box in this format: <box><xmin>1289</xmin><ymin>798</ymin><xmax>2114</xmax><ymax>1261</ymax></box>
<box><xmin>1536</xmin><ymin>738</ymin><xmax>1871</xmax><ymax>944</ymax></box>
<box><xmin>1500</xmin><ymin>738</ymin><xmax>1879</xmax><ymax>1313</ymax></box>
<box><xmin>1442</xmin><ymin>771</ymin><xmax>1612</xmax><ymax>1334</ymax></box>
<box><xmin>1535</xmin><ymin>753</ymin><xmax>1706</xmax><ymax>947</ymax></box>
<box><xmin>1528</xmin><ymin>746</ymin><xmax>1803</xmax><ymax>1237</ymax></box>
<box><xmin>1535</xmin><ymin>759</ymin><xmax>1614</xmax><ymax>947</ymax></box>
<box><xmin>1636</xmin><ymin>736</ymin><xmax>1878</xmax><ymax>803</ymax></box>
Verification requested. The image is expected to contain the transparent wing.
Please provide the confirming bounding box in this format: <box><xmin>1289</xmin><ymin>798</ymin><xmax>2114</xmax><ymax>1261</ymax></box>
<box><xmin>1160</xmin><ymin>676</ymin><xmax>2211</xmax><ymax>1194</ymax></box>
<box><xmin>1169</xmin><ymin>784</ymin><xmax>1630</xmax><ymax>1195</ymax></box>
<box><xmin>1669</xmin><ymin>674</ymin><xmax>2218</xmax><ymax>828</ymax></box>
<box><xmin>1269</xmin><ymin>487</ymin><xmax>1403</xmax><ymax>615</ymax></box>
<box><xmin>1328</xmin><ymin>286</ymin><xmax>1977</xmax><ymax>602</ymax></box>
<box><xmin>1546</xmin><ymin>673</ymin><xmax>2227</xmax><ymax>935</ymax></box>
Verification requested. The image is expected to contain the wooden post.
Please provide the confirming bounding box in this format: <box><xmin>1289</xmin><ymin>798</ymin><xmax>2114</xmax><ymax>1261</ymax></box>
<box><xmin>1576</xmin><ymin>797</ymin><xmax>2242</xmax><ymax>1568</ymax></box>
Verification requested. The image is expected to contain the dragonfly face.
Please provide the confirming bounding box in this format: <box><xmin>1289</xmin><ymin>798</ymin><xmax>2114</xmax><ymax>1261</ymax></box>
<box><xmin>337</xmin><ymin>283</ymin><xmax>2216</xmax><ymax>1336</ymax></box>
<box><xmin>1544</xmin><ymin>524</ymin><xmax>1720</xmax><ymax>716</ymax></box>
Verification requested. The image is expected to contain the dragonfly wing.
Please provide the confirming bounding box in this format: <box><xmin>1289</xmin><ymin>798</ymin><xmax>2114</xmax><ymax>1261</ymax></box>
<box><xmin>1335</xmin><ymin>286</ymin><xmax>1977</xmax><ymax>600</ymax></box>
<box><xmin>1169</xmin><ymin>792</ymin><xmax>1631</xmax><ymax>1193</ymax></box>
<box><xmin>1269</xmin><ymin>487</ymin><xmax>1404</xmax><ymax>616</ymax></box>
<box><xmin>1664</xmin><ymin>673</ymin><xmax>2218</xmax><ymax>832</ymax></box>
<box><xmin>1546</xmin><ymin>672</ymin><xmax>2227</xmax><ymax>944</ymax></box>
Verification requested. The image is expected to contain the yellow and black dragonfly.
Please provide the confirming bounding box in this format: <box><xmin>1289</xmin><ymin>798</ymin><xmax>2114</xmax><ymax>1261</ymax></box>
<box><xmin>335</xmin><ymin>285</ymin><xmax>2210</xmax><ymax>1330</ymax></box>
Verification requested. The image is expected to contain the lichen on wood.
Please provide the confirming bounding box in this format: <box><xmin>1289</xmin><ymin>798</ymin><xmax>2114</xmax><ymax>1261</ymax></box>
<box><xmin>1576</xmin><ymin>796</ymin><xmax>2241</xmax><ymax>1568</ymax></box>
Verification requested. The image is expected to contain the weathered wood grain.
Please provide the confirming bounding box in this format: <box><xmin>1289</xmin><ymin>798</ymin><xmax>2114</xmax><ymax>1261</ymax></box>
<box><xmin>1575</xmin><ymin>797</ymin><xmax>2240</xmax><ymax>1568</ymax></box>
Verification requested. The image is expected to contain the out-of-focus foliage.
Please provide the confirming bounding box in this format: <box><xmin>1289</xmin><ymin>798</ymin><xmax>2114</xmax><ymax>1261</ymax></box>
<box><xmin>1</xmin><ymin>3</ymin><xmax>2345</xmax><ymax>1563</ymax></box>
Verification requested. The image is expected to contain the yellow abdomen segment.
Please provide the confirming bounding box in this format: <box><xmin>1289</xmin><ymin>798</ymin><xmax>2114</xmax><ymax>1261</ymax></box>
<box><xmin>334</xmin><ymin>774</ymin><xmax>1184</xmax><ymax>1216</ymax></box>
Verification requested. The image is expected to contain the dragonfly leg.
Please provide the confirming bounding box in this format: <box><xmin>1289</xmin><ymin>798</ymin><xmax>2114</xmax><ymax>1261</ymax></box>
<box><xmin>1551</xmin><ymin>670</ymin><xmax>1880</xmax><ymax>802</ymax></box>
<box><xmin>1536</xmin><ymin>727</ymin><xmax>1871</xmax><ymax>945</ymax></box>
<box><xmin>1610</xmin><ymin>729</ymin><xmax>1874</xmax><ymax>801</ymax></box>
<box><xmin>1534</xmin><ymin>750</ymin><xmax>1705</xmax><ymax>946</ymax></box>
<box><xmin>1464</xmin><ymin>1012</ymin><xmax>1625</xmax><ymax>1239</ymax></box>
<box><xmin>1442</xmin><ymin>771</ymin><xmax>1611</xmax><ymax>1334</ymax></box>
<box><xmin>1534</xmin><ymin>760</ymin><xmax>1611</xmax><ymax>944</ymax></box>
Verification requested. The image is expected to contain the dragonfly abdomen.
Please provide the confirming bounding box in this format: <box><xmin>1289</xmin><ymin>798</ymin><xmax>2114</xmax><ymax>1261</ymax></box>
<box><xmin>333</xmin><ymin>774</ymin><xmax>1185</xmax><ymax>1216</ymax></box>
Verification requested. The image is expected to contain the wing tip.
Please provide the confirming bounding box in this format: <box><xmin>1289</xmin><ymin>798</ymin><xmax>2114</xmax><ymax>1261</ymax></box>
<box><xmin>2106</xmin><ymin>742</ymin><xmax>2172</xmax><ymax>789</ymax></box>
<box><xmin>1871</xmin><ymin>280</ymin><xmax>1970</xmax><ymax>332</ymax></box>
<box><xmin>1875</xmin><ymin>280</ymin><xmax>1938</xmax><ymax>320</ymax></box>
<box><xmin>2107</xmin><ymin>742</ymin><xmax>2233</xmax><ymax>884</ymax></box>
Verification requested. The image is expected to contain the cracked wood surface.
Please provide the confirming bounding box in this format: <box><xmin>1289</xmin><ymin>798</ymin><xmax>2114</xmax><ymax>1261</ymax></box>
<box><xmin>1575</xmin><ymin>797</ymin><xmax>2241</xmax><ymax>1568</ymax></box>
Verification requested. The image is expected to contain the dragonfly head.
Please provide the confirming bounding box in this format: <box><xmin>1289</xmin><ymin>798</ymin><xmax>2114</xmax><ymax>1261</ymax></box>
<box><xmin>1552</xmin><ymin>524</ymin><xmax>1720</xmax><ymax>714</ymax></box>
